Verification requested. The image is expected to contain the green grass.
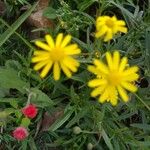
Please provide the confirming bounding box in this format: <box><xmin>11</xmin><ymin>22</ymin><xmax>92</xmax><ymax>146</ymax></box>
<box><xmin>0</xmin><ymin>0</ymin><xmax>150</xmax><ymax>149</ymax></box>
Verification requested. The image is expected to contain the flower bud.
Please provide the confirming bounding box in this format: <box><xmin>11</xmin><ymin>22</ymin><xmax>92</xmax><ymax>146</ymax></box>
<box><xmin>73</xmin><ymin>126</ymin><xmax>82</xmax><ymax>134</ymax></box>
<box><xmin>87</xmin><ymin>143</ymin><xmax>94</xmax><ymax>150</ymax></box>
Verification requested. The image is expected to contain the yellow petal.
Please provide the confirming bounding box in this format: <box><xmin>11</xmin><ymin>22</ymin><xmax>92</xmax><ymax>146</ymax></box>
<box><xmin>110</xmin><ymin>98</ymin><xmax>118</xmax><ymax>106</ymax></box>
<box><xmin>91</xmin><ymin>86</ymin><xmax>106</xmax><ymax>97</ymax></box>
<box><xmin>35</xmin><ymin>41</ymin><xmax>51</xmax><ymax>51</ymax></box>
<box><xmin>112</xmin><ymin>51</ymin><xmax>120</xmax><ymax>69</ymax></box>
<box><xmin>88</xmin><ymin>79</ymin><xmax>107</xmax><ymax>87</ymax></box>
<box><xmin>98</xmin><ymin>90</ymin><xmax>108</xmax><ymax>103</ymax></box>
<box><xmin>64</xmin><ymin>64</ymin><xmax>77</xmax><ymax>73</ymax></box>
<box><xmin>64</xmin><ymin>48</ymin><xmax>81</xmax><ymax>55</ymax></box>
<box><xmin>65</xmin><ymin>56</ymin><xmax>80</xmax><ymax>67</ymax></box>
<box><xmin>63</xmin><ymin>63</ymin><xmax>77</xmax><ymax>73</ymax></box>
<box><xmin>53</xmin><ymin>62</ymin><xmax>61</xmax><ymax>80</ymax></box>
<box><xmin>63</xmin><ymin>57</ymin><xmax>79</xmax><ymax>72</ymax></box>
<box><xmin>118</xmin><ymin>57</ymin><xmax>128</xmax><ymax>72</ymax></box>
<box><xmin>33</xmin><ymin>60</ymin><xmax>49</xmax><ymax>70</ymax></box>
<box><xmin>60</xmin><ymin>63</ymin><xmax>72</xmax><ymax>78</ymax></box>
<box><xmin>117</xmin><ymin>27</ymin><xmax>127</xmax><ymax>33</ymax></box>
<box><xmin>64</xmin><ymin>44</ymin><xmax>78</xmax><ymax>51</ymax></box>
<box><xmin>61</xmin><ymin>35</ymin><xmax>72</xmax><ymax>48</ymax></box>
<box><xmin>123</xmin><ymin>73</ymin><xmax>139</xmax><ymax>82</ymax></box>
<box><xmin>121</xmin><ymin>82</ymin><xmax>138</xmax><ymax>92</ymax></box>
<box><xmin>31</xmin><ymin>55</ymin><xmax>49</xmax><ymax>63</ymax></box>
<box><xmin>95</xmin><ymin>26</ymin><xmax>107</xmax><ymax>38</ymax></box>
<box><xmin>123</xmin><ymin>66</ymin><xmax>139</xmax><ymax>76</ymax></box>
<box><xmin>40</xmin><ymin>61</ymin><xmax>53</xmax><ymax>78</ymax></box>
<box><xmin>117</xmin><ymin>20</ymin><xmax>126</xmax><ymax>26</ymax></box>
<box><xmin>104</xmin><ymin>30</ymin><xmax>113</xmax><ymax>42</ymax></box>
<box><xmin>106</xmin><ymin>52</ymin><xmax>113</xmax><ymax>70</ymax></box>
<box><xmin>112</xmin><ymin>16</ymin><xmax>117</xmax><ymax>21</ymax></box>
<box><xmin>33</xmin><ymin>50</ymin><xmax>49</xmax><ymax>56</ymax></box>
<box><xmin>117</xmin><ymin>85</ymin><xmax>129</xmax><ymax>102</ymax></box>
<box><xmin>96</xmin><ymin>16</ymin><xmax>109</xmax><ymax>23</ymax></box>
<box><xmin>88</xmin><ymin>65</ymin><xmax>100</xmax><ymax>75</ymax></box>
<box><xmin>45</xmin><ymin>34</ymin><xmax>55</xmax><ymax>48</ymax></box>
<box><xmin>56</xmin><ymin>33</ymin><xmax>63</xmax><ymax>47</ymax></box>
<box><xmin>96</xmin><ymin>16</ymin><xmax>105</xmax><ymax>23</ymax></box>
<box><xmin>107</xmin><ymin>86</ymin><xmax>118</xmax><ymax>105</ymax></box>
<box><xmin>96</xmin><ymin>21</ymin><xmax>105</xmax><ymax>27</ymax></box>
<box><xmin>94</xmin><ymin>59</ymin><xmax>109</xmax><ymax>74</ymax></box>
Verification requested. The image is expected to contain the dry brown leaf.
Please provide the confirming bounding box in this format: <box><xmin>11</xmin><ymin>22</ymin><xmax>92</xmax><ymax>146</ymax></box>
<box><xmin>27</xmin><ymin>0</ymin><xmax>54</xmax><ymax>28</ymax></box>
<box><xmin>41</xmin><ymin>109</ymin><xmax>64</xmax><ymax>131</ymax></box>
<box><xmin>37</xmin><ymin>0</ymin><xmax>49</xmax><ymax>9</ymax></box>
<box><xmin>0</xmin><ymin>0</ymin><xmax>5</xmax><ymax>16</ymax></box>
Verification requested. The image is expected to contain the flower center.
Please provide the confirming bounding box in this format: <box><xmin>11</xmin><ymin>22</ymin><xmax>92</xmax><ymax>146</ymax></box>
<box><xmin>105</xmin><ymin>19</ymin><xmax>114</xmax><ymax>28</ymax></box>
<box><xmin>107</xmin><ymin>71</ymin><xmax>121</xmax><ymax>86</ymax></box>
<box><xmin>50</xmin><ymin>48</ymin><xmax>65</xmax><ymax>61</ymax></box>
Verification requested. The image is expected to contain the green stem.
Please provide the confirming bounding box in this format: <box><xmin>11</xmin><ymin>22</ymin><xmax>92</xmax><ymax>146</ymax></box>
<box><xmin>82</xmin><ymin>130</ymin><xmax>99</xmax><ymax>134</ymax></box>
<box><xmin>0</xmin><ymin>18</ymin><xmax>34</xmax><ymax>50</ymax></box>
<box><xmin>134</xmin><ymin>93</ymin><xmax>150</xmax><ymax>111</ymax></box>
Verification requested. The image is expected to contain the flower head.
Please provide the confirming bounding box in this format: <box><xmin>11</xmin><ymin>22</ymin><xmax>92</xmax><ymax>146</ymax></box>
<box><xmin>95</xmin><ymin>16</ymin><xmax>127</xmax><ymax>42</ymax></box>
<box><xmin>13</xmin><ymin>127</ymin><xmax>28</xmax><ymax>141</ymax></box>
<box><xmin>22</xmin><ymin>104</ymin><xmax>38</xmax><ymax>119</ymax></box>
<box><xmin>88</xmin><ymin>51</ymin><xmax>139</xmax><ymax>106</ymax></box>
<box><xmin>32</xmin><ymin>33</ymin><xmax>81</xmax><ymax>80</ymax></box>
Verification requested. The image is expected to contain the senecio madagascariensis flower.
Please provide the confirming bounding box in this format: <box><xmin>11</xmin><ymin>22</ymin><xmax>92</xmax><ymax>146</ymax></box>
<box><xmin>32</xmin><ymin>33</ymin><xmax>81</xmax><ymax>80</ymax></box>
<box><xmin>95</xmin><ymin>16</ymin><xmax>127</xmax><ymax>42</ymax></box>
<box><xmin>88</xmin><ymin>51</ymin><xmax>139</xmax><ymax>106</ymax></box>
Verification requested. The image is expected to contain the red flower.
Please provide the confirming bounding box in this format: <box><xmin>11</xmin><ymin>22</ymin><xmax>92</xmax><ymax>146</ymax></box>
<box><xmin>22</xmin><ymin>104</ymin><xmax>38</xmax><ymax>119</ymax></box>
<box><xmin>13</xmin><ymin>127</ymin><xmax>28</xmax><ymax>141</ymax></box>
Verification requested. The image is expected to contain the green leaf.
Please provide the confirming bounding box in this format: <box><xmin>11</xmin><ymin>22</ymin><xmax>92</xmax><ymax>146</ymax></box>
<box><xmin>15</xmin><ymin>110</ymin><xmax>22</xmax><ymax>119</ymax></box>
<box><xmin>145</xmin><ymin>29</ymin><xmax>150</xmax><ymax>74</ymax></box>
<box><xmin>21</xmin><ymin>117</ymin><xmax>31</xmax><ymax>128</ymax></box>
<box><xmin>0</xmin><ymin>18</ymin><xmax>34</xmax><ymax>50</ymax></box>
<box><xmin>0</xmin><ymin>88</ymin><xmax>9</xmax><ymax>98</ymax></box>
<box><xmin>9</xmin><ymin>100</ymin><xmax>18</xmax><ymax>109</ymax></box>
<box><xmin>30</xmin><ymin>88</ymin><xmax>54</xmax><ymax>107</ymax></box>
<box><xmin>43</xmin><ymin>7</ymin><xmax>57</xmax><ymax>19</ymax></box>
<box><xmin>0</xmin><ymin>111</ymin><xmax>8</xmax><ymax>119</ymax></box>
<box><xmin>0</xmin><ymin>68</ymin><xmax>29</xmax><ymax>93</ymax></box>
<box><xmin>20</xmin><ymin>140</ymin><xmax>28</xmax><ymax>150</ymax></box>
<box><xmin>49</xmin><ymin>110</ymin><xmax>74</xmax><ymax>131</ymax></box>
<box><xmin>28</xmin><ymin>137</ymin><xmax>37</xmax><ymax>150</ymax></box>
<box><xmin>66</xmin><ymin>108</ymin><xmax>88</xmax><ymax>128</ymax></box>
<box><xmin>131</xmin><ymin>123</ymin><xmax>150</xmax><ymax>131</ymax></box>
<box><xmin>0</xmin><ymin>98</ymin><xmax>20</xmax><ymax>103</ymax></box>
<box><xmin>78</xmin><ymin>0</ymin><xmax>98</xmax><ymax>11</ymax></box>
<box><xmin>4</xmin><ymin>108</ymin><xmax>15</xmax><ymax>115</ymax></box>
<box><xmin>0</xmin><ymin>2</ymin><xmax>37</xmax><ymax>47</ymax></box>
<box><xmin>101</xmin><ymin>129</ymin><xmax>114</xmax><ymax>150</ymax></box>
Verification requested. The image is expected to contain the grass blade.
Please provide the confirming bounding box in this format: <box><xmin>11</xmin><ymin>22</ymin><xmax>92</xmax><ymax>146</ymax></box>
<box><xmin>0</xmin><ymin>3</ymin><xmax>37</xmax><ymax>47</ymax></box>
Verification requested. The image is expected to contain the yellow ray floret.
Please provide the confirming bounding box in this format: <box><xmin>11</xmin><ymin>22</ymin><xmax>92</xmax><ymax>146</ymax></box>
<box><xmin>32</xmin><ymin>33</ymin><xmax>81</xmax><ymax>80</ymax></box>
<box><xmin>88</xmin><ymin>51</ymin><xmax>139</xmax><ymax>106</ymax></box>
<box><xmin>95</xmin><ymin>16</ymin><xmax>127</xmax><ymax>42</ymax></box>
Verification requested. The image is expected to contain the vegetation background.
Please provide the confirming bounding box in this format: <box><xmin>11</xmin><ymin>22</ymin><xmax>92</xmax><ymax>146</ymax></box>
<box><xmin>0</xmin><ymin>0</ymin><xmax>150</xmax><ymax>149</ymax></box>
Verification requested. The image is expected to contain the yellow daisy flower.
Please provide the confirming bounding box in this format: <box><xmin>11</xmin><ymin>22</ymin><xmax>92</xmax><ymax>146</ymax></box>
<box><xmin>95</xmin><ymin>16</ymin><xmax>127</xmax><ymax>42</ymax></box>
<box><xmin>88</xmin><ymin>51</ymin><xmax>139</xmax><ymax>106</ymax></box>
<box><xmin>32</xmin><ymin>33</ymin><xmax>81</xmax><ymax>80</ymax></box>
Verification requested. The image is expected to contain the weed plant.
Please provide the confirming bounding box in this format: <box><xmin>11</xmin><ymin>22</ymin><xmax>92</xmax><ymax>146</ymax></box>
<box><xmin>0</xmin><ymin>0</ymin><xmax>150</xmax><ymax>149</ymax></box>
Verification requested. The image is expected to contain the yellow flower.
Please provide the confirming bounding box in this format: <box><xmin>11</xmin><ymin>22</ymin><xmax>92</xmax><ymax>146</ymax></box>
<box><xmin>32</xmin><ymin>33</ymin><xmax>81</xmax><ymax>80</ymax></box>
<box><xmin>95</xmin><ymin>16</ymin><xmax>127</xmax><ymax>42</ymax></box>
<box><xmin>88</xmin><ymin>51</ymin><xmax>139</xmax><ymax>106</ymax></box>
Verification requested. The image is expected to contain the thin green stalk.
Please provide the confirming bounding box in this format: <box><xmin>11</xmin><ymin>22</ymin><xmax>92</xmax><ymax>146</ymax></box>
<box><xmin>0</xmin><ymin>18</ymin><xmax>34</xmax><ymax>50</ymax></box>
<box><xmin>134</xmin><ymin>93</ymin><xmax>150</xmax><ymax>111</ymax></box>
